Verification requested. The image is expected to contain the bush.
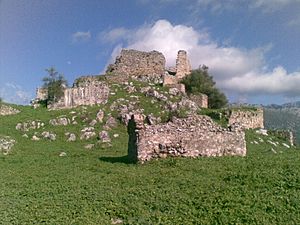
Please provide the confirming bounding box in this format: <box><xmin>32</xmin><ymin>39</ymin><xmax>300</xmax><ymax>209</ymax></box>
<box><xmin>42</xmin><ymin>67</ymin><xmax>67</xmax><ymax>105</ymax></box>
<box><xmin>181</xmin><ymin>67</ymin><xmax>228</xmax><ymax>109</ymax></box>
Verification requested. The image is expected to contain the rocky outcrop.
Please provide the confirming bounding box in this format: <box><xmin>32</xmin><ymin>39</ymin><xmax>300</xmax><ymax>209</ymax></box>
<box><xmin>129</xmin><ymin>114</ymin><xmax>246</xmax><ymax>163</ymax></box>
<box><xmin>0</xmin><ymin>105</ymin><xmax>20</xmax><ymax>116</ymax></box>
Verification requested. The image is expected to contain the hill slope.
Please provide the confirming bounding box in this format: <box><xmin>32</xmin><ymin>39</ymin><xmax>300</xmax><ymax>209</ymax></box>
<box><xmin>1</xmin><ymin>81</ymin><xmax>300</xmax><ymax>224</ymax></box>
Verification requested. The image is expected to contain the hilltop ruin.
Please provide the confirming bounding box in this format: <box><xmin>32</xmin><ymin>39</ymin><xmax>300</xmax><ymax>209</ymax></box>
<box><xmin>31</xmin><ymin>48</ymin><xmax>266</xmax><ymax>162</ymax></box>
<box><xmin>32</xmin><ymin>49</ymin><xmax>204</xmax><ymax>109</ymax></box>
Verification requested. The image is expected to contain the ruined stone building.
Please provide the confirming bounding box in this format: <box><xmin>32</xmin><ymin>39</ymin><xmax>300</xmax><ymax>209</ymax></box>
<box><xmin>129</xmin><ymin>114</ymin><xmax>246</xmax><ymax>163</ymax></box>
<box><xmin>106</xmin><ymin>49</ymin><xmax>166</xmax><ymax>78</ymax></box>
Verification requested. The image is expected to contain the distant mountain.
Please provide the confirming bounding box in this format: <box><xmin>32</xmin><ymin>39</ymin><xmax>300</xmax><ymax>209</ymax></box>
<box><xmin>264</xmin><ymin>107</ymin><xmax>300</xmax><ymax>145</ymax></box>
<box><xmin>264</xmin><ymin>101</ymin><xmax>300</xmax><ymax>109</ymax></box>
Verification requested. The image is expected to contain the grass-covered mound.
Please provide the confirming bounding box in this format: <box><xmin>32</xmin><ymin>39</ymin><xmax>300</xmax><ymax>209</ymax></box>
<box><xmin>0</xmin><ymin>100</ymin><xmax>299</xmax><ymax>224</ymax></box>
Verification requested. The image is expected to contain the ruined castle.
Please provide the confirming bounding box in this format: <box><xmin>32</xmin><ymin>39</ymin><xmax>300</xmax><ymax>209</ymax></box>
<box><xmin>32</xmin><ymin>49</ymin><xmax>265</xmax><ymax>162</ymax></box>
<box><xmin>33</xmin><ymin>49</ymin><xmax>204</xmax><ymax>109</ymax></box>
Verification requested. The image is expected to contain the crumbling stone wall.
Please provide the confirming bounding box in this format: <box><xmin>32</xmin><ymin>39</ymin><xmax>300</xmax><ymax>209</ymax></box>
<box><xmin>189</xmin><ymin>94</ymin><xmax>208</xmax><ymax>109</ymax></box>
<box><xmin>229</xmin><ymin>108</ymin><xmax>264</xmax><ymax>129</ymax></box>
<box><xmin>49</xmin><ymin>76</ymin><xmax>110</xmax><ymax>109</ymax></box>
<box><xmin>106</xmin><ymin>49</ymin><xmax>166</xmax><ymax>78</ymax></box>
<box><xmin>129</xmin><ymin>114</ymin><xmax>246</xmax><ymax>163</ymax></box>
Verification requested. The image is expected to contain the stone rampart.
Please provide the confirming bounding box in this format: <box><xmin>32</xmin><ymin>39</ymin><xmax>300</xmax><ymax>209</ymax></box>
<box><xmin>229</xmin><ymin>108</ymin><xmax>264</xmax><ymax>129</ymax></box>
<box><xmin>128</xmin><ymin>114</ymin><xmax>246</xmax><ymax>163</ymax></box>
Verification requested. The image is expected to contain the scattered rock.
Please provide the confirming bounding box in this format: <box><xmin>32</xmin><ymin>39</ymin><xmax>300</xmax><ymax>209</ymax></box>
<box><xmin>105</xmin><ymin>116</ymin><xmax>118</xmax><ymax>128</ymax></box>
<box><xmin>59</xmin><ymin>152</ymin><xmax>67</xmax><ymax>157</ymax></box>
<box><xmin>0</xmin><ymin>105</ymin><xmax>20</xmax><ymax>116</ymax></box>
<box><xmin>124</xmin><ymin>85</ymin><xmax>136</xmax><ymax>93</ymax></box>
<box><xmin>177</xmin><ymin>98</ymin><xmax>198</xmax><ymax>112</ymax></box>
<box><xmin>22</xmin><ymin>134</ymin><xmax>28</xmax><ymax>138</ymax></box>
<box><xmin>16</xmin><ymin>120</ymin><xmax>44</xmax><ymax>132</ymax></box>
<box><xmin>143</xmin><ymin>87</ymin><xmax>168</xmax><ymax>101</ymax></box>
<box><xmin>0</xmin><ymin>136</ymin><xmax>16</xmax><ymax>155</ymax></box>
<box><xmin>89</xmin><ymin>119</ymin><xmax>97</xmax><ymax>126</ymax></box>
<box><xmin>96</xmin><ymin>109</ymin><xmax>104</xmax><ymax>123</ymax></box>
<box><xmin>31</xmin><ymin>135</ymin><xmax>40</xmax><ymax>141</ymax></box>
<box><xmin>169</xmin><ymin>87</ymin><xmax>180</xmax><ymax>96</ymax></box>
<box><xmin>146</xmin><ymin>114</ymin><xmax>161</xmax><ymax>125</ymax></box>
<box><xmin>282</xmin><ymin>143</ymin><xmax>290</xmax><ymax>148</ymax></box>
<box><xmin>111</xmin><ymin>218</ymin><xmax>123</xmax><ymax>224</ymax></box>
<box><xmin>84</xmin><ymin>144</ymin><xmax>94</xmax><ymax>149</ymax></box>
<box><xmin>80</xmin><ymin>127</ymin><xmax>96</xmax><ymax>140</ymax></box>
<box><xmin>49</xmin><ymin>117</ymin><xmax>70</xmax><ymax>126</ymax></box>
<box><xmin>65</xmin><ymin>133</ymin><xmax>76</xmax><ymax>142</ymax></box>
<box><xmin>256</xmin><ymin>129</ymin><xmax>268</xmax><ymax>136</ymax></box>
<box><xmin>267</xmin><ymin>140</ymin><xmax>277</xmax><ymax>147</ymax></box>
<box><xmin>99</xmin><ymin>131</ymin><xmax>111</xmax><ymax>143</ymax></box>
<box><xmin>113</xmin><ymin>134</ymin><xmax>119</xmax><ymax>138</ymax></box>
<box><xmin>41</xmin><ymin>131</ymin><xmax>56</xmax><ymax>141</ymax></box>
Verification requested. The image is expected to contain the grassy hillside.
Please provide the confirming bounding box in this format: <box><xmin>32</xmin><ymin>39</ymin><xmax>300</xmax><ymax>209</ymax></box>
<box><xmin>1</xmin><ymin>102</ymin><xmax>299</xmax><ymax>224</ymax></box>
<box><xmin>264</xmin><ymin>108</ymin><xmax>300</xmax><ymax>145</ymax></box>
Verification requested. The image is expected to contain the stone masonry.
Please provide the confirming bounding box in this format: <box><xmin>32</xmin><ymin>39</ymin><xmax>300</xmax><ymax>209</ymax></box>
<box><xmin>175</xmin><ymin>50</ymin><xmax>192</xmax><ymax>79</ymax></box>
<box><xmin>228</xmin><ymin>108</ymin><xmax>264</xmax><ymax>129</ymax></box>
<box><xmin>163</xmin><ymin>50</ymin><xmax>192</xmax><ymax>86</ymax></box>
<box><xmin>128</xmin><ymin>114</ymin><xmax>246</xmax><ymax>163</ymax></box>
<box><xmin>49</xmin><ymin>76</ymin><xmax>110</xmax><ymax>109</ymax></box>
<box><xmin>106</xmin><ymin>49</ymin><xmax>166</xmax><ymax>78</ymax></box>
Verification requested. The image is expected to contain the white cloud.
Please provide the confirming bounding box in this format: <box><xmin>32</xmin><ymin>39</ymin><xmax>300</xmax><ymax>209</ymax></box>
<box><xmin>99</xmin><ymin>27</ymin><xmax>131</xmax><ymax>43</ymax></box>
<box><xmin>71</xmin><ymin>31</ymin><xmax>91</xmax><ymax>43</ymax></box>
<box><xmin>0</xmin><ymin>83</ymin><xmax>32</xmax><ymax>105</ymax></box>
<box><xmin>105</xmin><ymin>19</ymin><xmax>300</xmax><ymax>97</ymax></box>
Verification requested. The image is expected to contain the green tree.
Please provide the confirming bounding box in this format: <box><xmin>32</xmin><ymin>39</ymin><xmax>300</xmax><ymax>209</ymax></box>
<box><xmin>0</xmin><ymin>97</ymin><xmax>3</xmax><ymax>107</ymax></box>
<box><xmin>42</xmin><ymin>67</ymin><xmax>67</xmax><ymax>104</ymax></box>
<box><xmin>181</xmin><ymin>66</ymin><xmax>228</xmax><ymax>109</ymax></box>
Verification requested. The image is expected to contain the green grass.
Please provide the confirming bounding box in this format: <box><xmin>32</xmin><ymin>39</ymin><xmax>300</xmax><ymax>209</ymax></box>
<box><xmin>1</xmin><ymin>104</ymin><xmax>300</xmax><ymax>224</ymax></box>
<box><xmin>198</xmin><ymin>108</ymin><xmax>229</xmax><ymax>127</ymax></box>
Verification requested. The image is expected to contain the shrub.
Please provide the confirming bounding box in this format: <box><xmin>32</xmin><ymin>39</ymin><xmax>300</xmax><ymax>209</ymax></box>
<box><xmin>42</xmin><ymin>67</ymin><xmax>67</xmax><ymax>105</ymax></box>
<box><xmin>181</xmin><ymin>67</ymin><xmax>228</xmax><ymax>109</ymax></box>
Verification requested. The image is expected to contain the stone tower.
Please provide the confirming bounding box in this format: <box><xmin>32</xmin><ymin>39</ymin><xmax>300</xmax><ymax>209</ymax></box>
<box><xmin>175</xmin><ymin>50</ymin><xmax>191</xmax><ymax>79</ymax></box>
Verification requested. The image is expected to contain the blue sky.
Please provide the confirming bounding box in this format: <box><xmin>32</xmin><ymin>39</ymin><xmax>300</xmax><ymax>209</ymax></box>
<box><xmin>1</xmin><ymin>0</ymin><xmax>300</xmax><ymax>105</ymax></box>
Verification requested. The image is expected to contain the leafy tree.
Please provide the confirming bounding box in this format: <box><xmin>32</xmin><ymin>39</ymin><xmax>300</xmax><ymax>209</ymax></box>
<box><xmin>42</xmin><ymin>67</ymin><xmax>67</xmax><ymax>105</ymax></box>
<box><xmin>181</xmin><ymin>66</ymin><xmax>228</xmax><ymax>109</ymax></box>
<box><xmin>0</xmin><ymin>97</ymin><xmax>3</xmax><ymax>107</ymax></box>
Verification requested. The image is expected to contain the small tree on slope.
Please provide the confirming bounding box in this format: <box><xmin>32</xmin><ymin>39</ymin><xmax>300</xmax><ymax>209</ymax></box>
<box><xmin>42</xmin><ymin>67</ymin><xmax>67</xmax><ymax>105</ymax></box>
<box><xmin>181</xmin><ymin>66</ymin><xmax>228</xmax><ymax>109</ymax></box>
